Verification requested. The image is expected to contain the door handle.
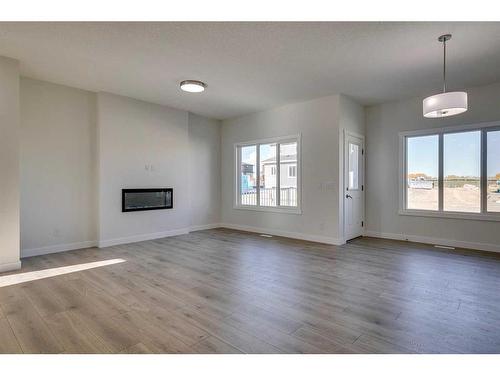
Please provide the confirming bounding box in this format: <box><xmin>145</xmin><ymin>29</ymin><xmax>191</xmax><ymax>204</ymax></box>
<box><xmin>346</xmin><ymin>194</ymin><xmax>352</xmax><ymax>199</ymax></box>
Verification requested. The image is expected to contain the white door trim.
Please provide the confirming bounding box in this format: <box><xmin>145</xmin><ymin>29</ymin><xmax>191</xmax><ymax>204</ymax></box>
<box><xmin>342</xmin><ymin>129</ymin><xmax>365</xmax><ymax>241</ymax></box>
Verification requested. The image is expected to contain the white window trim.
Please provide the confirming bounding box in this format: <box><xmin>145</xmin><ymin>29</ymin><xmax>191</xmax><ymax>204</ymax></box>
<box><xmin>399</xmin><ymin>120</ymin><xmax>500</xmax><ymax>222</ymax></box>
<box><xmin>234</xmin><ymin>134</ymin><xmax>302</xmax><ymax>215</ymax></box>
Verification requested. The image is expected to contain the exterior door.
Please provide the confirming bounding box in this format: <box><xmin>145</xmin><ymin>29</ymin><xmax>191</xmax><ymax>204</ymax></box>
<box><xmin>344</xmin><ymin>133</ymin><xmax>364</xmax><ymax>241</ymax></box>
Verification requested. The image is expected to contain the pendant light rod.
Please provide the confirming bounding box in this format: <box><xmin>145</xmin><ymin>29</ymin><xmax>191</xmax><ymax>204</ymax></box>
<box><xmin>438</xmin><ymin>34</ymin><xmax>452</xmax><ymax>93</ymax></box>
<box><xmin>443</xmin><ymin>36</ymin><xmax>446</xmax><ymax>92</ymax></box>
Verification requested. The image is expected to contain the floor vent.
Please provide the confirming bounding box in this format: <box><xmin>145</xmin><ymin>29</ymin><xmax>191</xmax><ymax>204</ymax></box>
<box><xmin>259</xmin><ymin>234</ymin><xmax>273</xmax><ymax>238</ymax></box>
<box><xmin>434</xmin><ymin>244</ymin><xmax>456</xmax><ymax>250</ymax></box>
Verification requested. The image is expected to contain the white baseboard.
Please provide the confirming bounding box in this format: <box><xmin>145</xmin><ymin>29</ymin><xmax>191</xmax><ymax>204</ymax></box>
<box><xmin>365</xmin><ymin>230</ymin><xmax>500</xmax><ymax>253</ymax></box>
<box><xmin>22</xmin><ymin>240</ymin><xmax>98</xmax><ymax>258</ymax></box>
<box><xmin>219</xmin><ymin>222</ymin><xmax>343</xmax><ymax>245</ymax></box>
<box><xmin>98</xmin><ymin>228</ymin><xmax>190</xmax><ymax>248</ymax></box>
<box><xmin>189</xmin><ymin>223</ymin><xmax>222</xmax><ymax>232</ymax></box>
<box><xmin>0</xmin><ymin>260</ymin><xmax>22</xmax><ymax>273</ymax></box>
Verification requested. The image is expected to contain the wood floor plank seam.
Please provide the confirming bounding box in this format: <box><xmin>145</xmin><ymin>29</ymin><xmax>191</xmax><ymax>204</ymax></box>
<box><xmin>189</xmin><ymin>335</ymin><xmax>243</xmax><ymax>354</ymax></box>
<box><xmin>0</xmin><ymin>314</ymin><xmax>24</xmax><ymax>353</ymax></box>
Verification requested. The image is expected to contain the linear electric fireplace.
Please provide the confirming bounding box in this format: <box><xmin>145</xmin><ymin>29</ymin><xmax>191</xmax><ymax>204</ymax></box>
<box><xmin>122</xmin><ymin>188</ymin><xmax>173</xmax><ymax>212</ymax></box>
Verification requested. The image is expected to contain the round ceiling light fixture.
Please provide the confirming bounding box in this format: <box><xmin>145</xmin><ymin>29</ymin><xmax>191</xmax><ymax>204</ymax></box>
<box><xmin>423</xmin><ymin>34</ymin><xmax>468</xmax><ymax>118</ymax></box>
<box><xmin>180</xmin><ymin>80</ymin><xmax>206</xmax><ymax>93</ymax></box>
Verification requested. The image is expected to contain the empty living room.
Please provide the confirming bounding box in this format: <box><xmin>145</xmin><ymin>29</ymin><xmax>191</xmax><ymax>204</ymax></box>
<box><xmin>1</xmin><ymin>1</ymin><xmax>500</xmax><ymax>373</ymax></box>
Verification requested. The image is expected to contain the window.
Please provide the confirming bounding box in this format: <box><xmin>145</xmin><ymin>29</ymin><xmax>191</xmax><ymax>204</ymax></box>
<box><xmin>239</xmin><ymin>145</ymin><xmax>257</xmax><ymax>206</ymax></box>
<box><xmin>348</xmin><ymin>143</ymin><xmax>360</xmax><ymax>190</ymax></box>
<box><xmin>406</xmin><ymin>135</ymin><xmax>438</xmax><ymax>210</ymax></box>
<box><xmin>400</xmin><ymin>122</ymin><xmax>500</xmax><ymax>221</ymax></box>
<box><xmin>236</xmin><ymin>135</ymin><xmax>300</xmax><ymax>213</ymax></box>
<box><xmin>281</xmin><ymin>142</ymin><xmax>298</xmax><ymax>207</ymax></box>
<box><xmin>443</xmin><ymin>131</ymin><xmax>481</xmax><ymax>213</ymax></box>
<box><xmin>260</xmin><ymin>143</ymin><xmax>277</xmax><ymax>207</ymax></box>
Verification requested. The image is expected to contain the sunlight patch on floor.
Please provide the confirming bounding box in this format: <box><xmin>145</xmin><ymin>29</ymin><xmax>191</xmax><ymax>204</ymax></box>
<box><xmin>0</xmin><ymin>258</ymin><xmax>126</xmax><ymax>288</ymax></box>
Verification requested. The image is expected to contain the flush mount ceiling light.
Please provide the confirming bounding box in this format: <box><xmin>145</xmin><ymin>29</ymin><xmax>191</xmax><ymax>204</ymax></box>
<box><xmin>180</xmin><ymin>80</ymin><xmax>206</xmax><ymax>93</ymax></box>
<box><xmin>423</xmin><ymin>34</ymin><xmax>468</xmax><ymax>118</ymax></box>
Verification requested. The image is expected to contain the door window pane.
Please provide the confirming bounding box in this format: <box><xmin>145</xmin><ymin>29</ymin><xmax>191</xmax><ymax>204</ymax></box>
<box><xmin>444</xmin><ymin>131</ymin><xmax>481</xmax><ymax>213</ymax></box>
<box><xmin>280</xmin><ymin>142</ymin><xmax>298</xmax><ymax>207</ymax></box>
<box><xmin>240</xmin><ymin>145</ymin><xmax>257</xmax><ymax>206</ymax></box>
<box><xmin>348</xmin><ymin>143</ymin><xmax>360</xmax><ymax>190</ymax></box>
<box><xmin>487</xmin><ymin>130</ymin><xmax>500</xmax><ymax>212</ymax></box>
<box><xmin>406</xmin><ymin>135</ymin><xmax>439</xmax><ymax>210</ymax></box>
<box><xmin>259</xmin><ymin>143</ymin><xmax>277</xmax><ymax>206</ymax></box>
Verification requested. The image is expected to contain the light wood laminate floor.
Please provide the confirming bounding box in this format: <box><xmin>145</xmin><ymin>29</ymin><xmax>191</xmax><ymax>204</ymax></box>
<box><xmin>1</xmin><ymin>228</ymin><xmax>500</xmax><ymax>353</ymax></box>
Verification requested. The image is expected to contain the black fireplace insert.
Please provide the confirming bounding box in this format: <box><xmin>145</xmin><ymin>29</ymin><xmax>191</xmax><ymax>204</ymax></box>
<box><xmin>122</xmin><ymin>188</ymin><xmax>173</xmax><ymax>212</ymax></box>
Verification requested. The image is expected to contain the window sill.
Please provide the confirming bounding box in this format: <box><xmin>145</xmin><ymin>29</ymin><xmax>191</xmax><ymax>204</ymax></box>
<box><xmin>234</xmin><ymin>205</ymin><xmax>302</xmax><ymax>215</ymax></box>
<box><xmin>399</xmin><ymin>209</ymin><xmax>500</xmax><ymax>222</ymax></box>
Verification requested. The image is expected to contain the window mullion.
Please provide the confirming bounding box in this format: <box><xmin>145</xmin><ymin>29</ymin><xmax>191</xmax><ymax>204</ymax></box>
<box><xmin>276</xmin><ymin>143</ymin><xmax>281</xmax><ymax>206</ymax></box>
<box><xmin>237</xmin><ymin>147</ymin><xmax>241</xmax><ymax>206</ymax></box>
<box><xmin>256</xmin><ymin>144</ymin><xmax>260</xmax><ymax>207</ymax></box>
<box><xmin>481</xmin><ymin>129</ymin><xmax>487</xmax><ymax>214</ymax></box>
<box><xmin>402</xmin><ymin>137</ymin><xmax>406</xmax><ymax>210</ymax></box>
<box><xmin>438</xmin><ymin>133</ymin><xmax>444</xmax><ymax>212</ymax></box>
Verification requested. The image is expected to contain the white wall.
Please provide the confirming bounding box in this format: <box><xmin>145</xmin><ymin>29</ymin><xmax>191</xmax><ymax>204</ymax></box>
<box><xmin>0</xmin><ymin>56</ymin><xmax>21</xmax><ymax>272</ymax></box>
<box><xmin>221</xmin><ymin>95</ymin><xmax>344</xmax><ymax>244</ymax></box>
<box><xmin>97</xmin><ymin>92</ymin><xmax>191</xmax><ymax>247</ymax></box>
<box><xmin>339</xmin><ymin>94</ymin><xmax>365</xmax><ymax>136</ymax></box>
<box><xmin>20</xmin><ymin>78</ymin><xmax>97</xmax><ymax>257</ymax></box>
<box><xmin>188</xmin><ymin>113</ymin><xmax>221</xmax><ymax>229</ymax></box>
<box><xmin>365</xmin><ymin>81</ymin><xmax>500</xmax><ymax>252</ymax></box>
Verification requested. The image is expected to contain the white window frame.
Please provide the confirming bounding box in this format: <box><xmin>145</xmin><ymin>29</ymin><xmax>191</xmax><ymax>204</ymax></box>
<box><xmin>288</xmin><ymin>165</ymin><xmax>297</xmax><ymax>178</ymax></box>
<box><xmin>234</xmin><ymin>134</ymin><xmax>302</xmax><ymax>214</ymax></box>
<box><xmin>399</xmin><ymin>120</ymin><xmax>500</xmax><ymax>222</ymax></box>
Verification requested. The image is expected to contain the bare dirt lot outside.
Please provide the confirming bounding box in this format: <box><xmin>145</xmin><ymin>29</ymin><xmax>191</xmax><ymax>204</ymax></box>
<box><xmin>408</xmin><ymin>185</ymin><xmax>500</xmax><ymax>212</ymax></box>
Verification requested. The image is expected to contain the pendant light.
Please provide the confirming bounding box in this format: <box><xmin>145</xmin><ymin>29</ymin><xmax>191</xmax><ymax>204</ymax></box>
<box><xmin>423</xmin><ymin>34</ymin><xmax>467</xmax><ymax>118</ymax></box>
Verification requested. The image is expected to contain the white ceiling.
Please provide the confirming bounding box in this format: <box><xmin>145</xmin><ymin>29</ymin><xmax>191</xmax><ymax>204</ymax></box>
<box><xmin>1</xmin><ymin>22</ymin><xmax>500</xmax><ymax>120</ymax></box>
